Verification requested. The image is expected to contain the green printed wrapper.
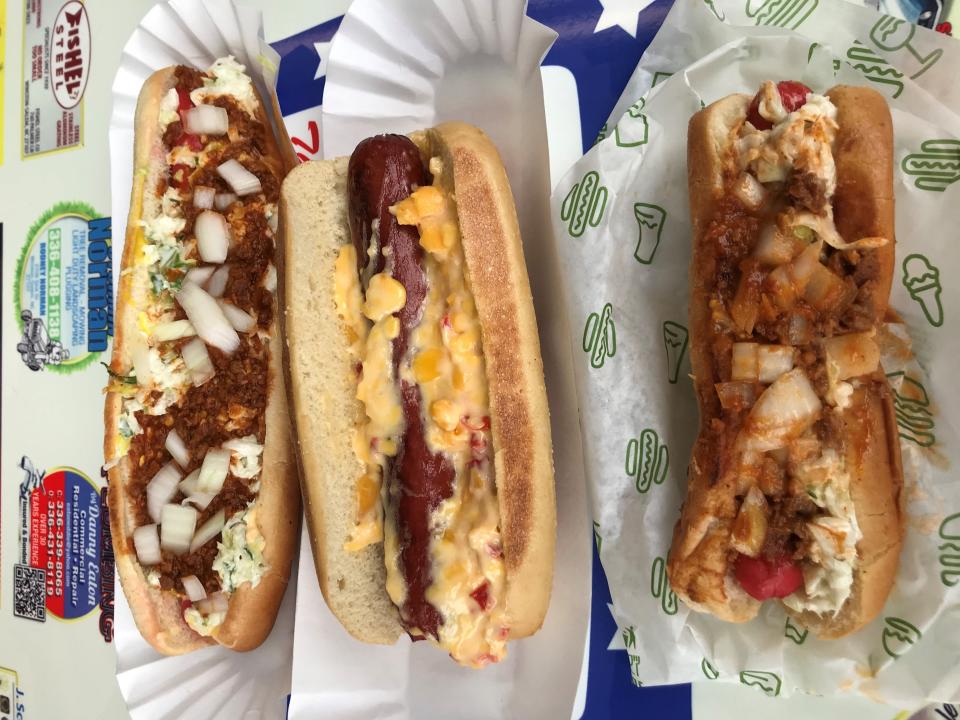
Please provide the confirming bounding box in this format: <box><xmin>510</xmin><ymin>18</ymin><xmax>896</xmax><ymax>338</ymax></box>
<box><xmin>551</xmin><ymin>0</ymin><xmax>960</xmax><ymax>705</ymax></box>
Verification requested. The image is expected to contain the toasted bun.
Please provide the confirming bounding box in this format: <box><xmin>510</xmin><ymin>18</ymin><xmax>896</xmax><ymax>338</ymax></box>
<box><xmin>281</xmin><ymin>122</ymin><xmax>555</xmax><ymax>645</ymax></box>
<box><xmin>105</xmin><ymin>66</ymin><xmax>297</xmax><ymax>655</ymax></box>
<box><xmin>670</xmin><ymin>86</ymin><xmax>903</xmax><ymax>635</ymax></box>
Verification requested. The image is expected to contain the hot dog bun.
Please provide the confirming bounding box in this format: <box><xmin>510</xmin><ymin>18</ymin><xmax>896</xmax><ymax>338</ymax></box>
<box><xmin>105</xmin><ymin>63</ymin><xmax>298</xmax><ymax>654</ymax></box>
<box><xmin>281</xmin><ymin>123</ymin><xmax>555</xmax><ymax>656</ymax></box>
<box><xmin>670</xmin><ymin>84</ymin><xmax>904</xmax><ymax>637</ymax></box>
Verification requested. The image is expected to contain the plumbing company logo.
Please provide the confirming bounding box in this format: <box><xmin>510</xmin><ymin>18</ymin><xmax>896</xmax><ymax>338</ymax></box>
<box><xmin>14</xmin><ymin>457</ymin><xmax>105</xmax><ymax>626</ymax></box>
<box><xmin>13</xmin><ymin>203</ymin><xmax>112</xmax><ymax>372</ymax></box>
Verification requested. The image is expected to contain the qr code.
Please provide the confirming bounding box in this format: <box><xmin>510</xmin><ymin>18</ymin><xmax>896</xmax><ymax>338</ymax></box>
<box><xmin>13</xmin><ymin>564</ymin><xmax>45</xmax><ymax>622</ymax></box>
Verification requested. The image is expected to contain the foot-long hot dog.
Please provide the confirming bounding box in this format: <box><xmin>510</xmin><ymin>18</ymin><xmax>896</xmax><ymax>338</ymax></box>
<box><xmin>668</xmin><ymin>82</ymin><xmax>905</xmax><ymax>638</ymax></box>
<box><xmin>104</xmin><ymin>58</ymin><xmax>299</xmax><ymax>654</ymax></box>
<box><xmin>280</xmin><ymin>124</ymin><xmax>556</xmax><ymax>667</ymax></box>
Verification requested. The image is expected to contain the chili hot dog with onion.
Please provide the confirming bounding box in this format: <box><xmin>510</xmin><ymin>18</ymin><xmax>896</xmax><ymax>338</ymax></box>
<box><xmin>104</xmin><ymin>58</ymin><xmax>298</xmax><ymax>654</ymax></box>
<box><xmin>281</xmin><ymin>124</ymin><xmax>556</xmax><ymax>667</ymax></box>
<box><xmin>668</xmin><ymin>81</ymin><xmax>904</xmax><ymax>638</ymax></box>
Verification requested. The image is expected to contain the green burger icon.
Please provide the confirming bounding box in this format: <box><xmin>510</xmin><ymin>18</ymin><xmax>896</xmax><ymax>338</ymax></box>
<box><xmin>881</xmin><ymin>617</ymin><xmax>922</xmax><ymax>659</ymax></box>
<box><xmin>739</xmin><ymin>670</ymin><xmax>782</xmax><ymax>697</ymax></box>
<box><xmin>561</xmin><ymin>170</ymin><xmax>608</xmax><ymax>238</ymax></box>
<box><xmin>625</xmin><ymin>429</ymin><xmax>669</xmax><ymax>494</ymax></box>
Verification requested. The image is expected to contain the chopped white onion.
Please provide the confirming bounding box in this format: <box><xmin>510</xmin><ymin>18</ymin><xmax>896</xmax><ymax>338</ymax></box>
<box><xmin>185</xmin><ymin>265</ymin><xmax>215</xmax><ymax>287</ymax></box>
<box><xmin>195</xmin><ymin>210</ymin><xmax>231</xmax><ymax>264</ymax></box>
<box><xmin>176</xmin><ymin>282</ymin><xmax>239</xmax><ymax>353</ymax></box>
<box><xmin>824</xmin><ymin>331</ymin><xmax>880</xmax><ymax>381</ymax></box>
<box><xmin>731</xmin><ymin>343</ymin><xmax>759</xmax><ymax>382</ymax></box>
<box><xmin>151</xmin><ymin>319</ymin><xmax>196</xmax><ymax>343</ymax></box>
<box><xmin>214</xmin><ymin>192</ymin><xmax>238</xmax><ymax>211</ymax></box>
<box><xmin>740</xmin><ymin>368</ymin><xmax>822</xmax><ymax>452</ymax></box>
<box><xmin>733</xmin><ymin>173</ymin><xmax>767</xmax><ymax>211</ymax></box>
<box><xmin>217</xmin><ymin>159</ymin><xmax>262</xmax><ymax>196</ymax></box>
<box><xmin>193</xmin><ymin>186</ymin><xmax>216</xmax><ymax>210</ymax></box>
<box><xmin>165</xmin><ymin>429</ymin><xmax>191</xmax><ymax>468</ymax></box>
<box><xmin>754</xmin><ymin>225</ymin><xmax>801</xmax><ymax>267</ymax></box>
<box><xmin>147</xmin><ymin>462</ymin><xmax>182</xmax><ymax>523</ymax></box>
<box><xmin>183</xmin><ymin>105</ymin><xmax>229</xmax><ymax>136</ymax></box>
<box><xmin>183</xmin><ymin>492</ymin><xmax>217</xmax><ymax>511</ymax></box>
<box><xmin>197</xmin><ymin>448</ymin><xmax>231</xmax><ymax>494</ymax></box>
<box><xmin>181</xmin><ymin>575</ymin><xmax>207</xmax><ymax>602</ymax></box>
<box><xmin>160</xmin><ymin>504</ymin><xmax>198</xmax><ymax>556</ymax></box>
<box><xmin>207</xmin><ymin>265</ymin><xmax>230</xmax><ymax>298</ymax></box>
<box><xmin>133</xmin><ymin>524</ymin><xmax>162</xmax><ymax>566</ymax></box>
<box><xmin>197</xmin><ymin>591</ymin><xmax>229</xmax><ymax>614</ymax></box>
<box><xmin>189</xmin><ymin>508</ymin><xmax>226</xmax><ymax>553</ymax></box>
<box><xmin>218</xmin><ymin>301</ymin><xmax>257</xmax><ymax>333</ymax></box>
<box><xmin>267</xmin><ymin>211</ymin><xmax>279</xmax><ymax>233</ymax></box>
<box><xmin>179</xmin><ymin>469</ymin><xmax>201</xmax><ymax>496</ymax></box>
<box><xmin>263</xmin><ymin>263</ymin><xmax>277</xmax><ymax>293</ymax></box>
<box><xmin>715</xmin><ymin>381</ymin><xmax>757</xmax><ymax>411</ymax></box>
<box><xmin>181</xmin><ymin>337</ymin><xmax>216</xmax><ymax>386</ymax></box>
<box><xmin>131</xmin><ymin>343</ymin><xmax>153</xmax><ymax>387</ymax></box>
<box><xmin>757</xmin><ymin>345</ymin><xmax>795</xmax><ymax>384</ymax></box>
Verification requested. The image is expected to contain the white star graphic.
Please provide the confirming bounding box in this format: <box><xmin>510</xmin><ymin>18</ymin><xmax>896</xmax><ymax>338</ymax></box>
<box><xmin>313</xmin><ymin>41</ymin><xmax>331</xmax><ymax>81</ymax></box>
<box><xmin>594</xmin><ymin>0</ymin><xmax>657</xmax><ymax>38</ymax></box>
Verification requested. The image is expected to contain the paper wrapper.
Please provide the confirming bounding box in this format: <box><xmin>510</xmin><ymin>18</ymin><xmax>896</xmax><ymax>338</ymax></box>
<box><xmin>287</xmin><ymin>1</ymin><xmax>592</xmax><ymax>718</ymax></box>
<box><xmin>108</xmin><ymin>2</ymin><xmax>295</xmax><ymax>718</ymax></box>
<box><xmin>551</xmin><ymin>0</ymin><xmax>960</xmax><ymax>706</ymax></box>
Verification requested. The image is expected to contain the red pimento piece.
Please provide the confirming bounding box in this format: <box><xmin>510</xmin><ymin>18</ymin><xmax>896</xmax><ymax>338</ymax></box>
<box><xmin>176</xmin><ymin>131</ymin><xmax>203</xmax><ymax>152</ymax></box>
<box><xmin>746</xmin><ymin>80</ymin><xmax>813</xmax><ymax>130</ymax></box>
<box><xmin>734</xmin><ymin>554</ymin><xmax>804</xmax><ymax>600</ymax></box>
<box><xmin>470</xmin><ymin>581</ymin><xmax>491</xmax><ymax>611</ymax></box>
<box><xmin>176</xmin><ymin>87</ymin><xmax>194</xmax><ymax>111</ymax></box>
<box><xmin>462</xmin><ymin>415</ymin><xmax>491</xmax><ymax>431</ymax></box>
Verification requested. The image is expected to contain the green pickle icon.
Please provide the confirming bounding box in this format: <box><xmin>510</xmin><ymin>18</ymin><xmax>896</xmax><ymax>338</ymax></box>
<box><xmin>626</xmin><ymin>429</ymin><xmax>669</xmax><ymax>494</ymax></box>
<box><xmin>882</xmin><ymin>617</ymin><xmax>922</xmax><ymax>658</ymax></box>
<box><xmin>583</xmin><ymin>303</ymin><xmax>616</xmax><ymax>369</ymax></box>
<box><xmin>902</xmin><ymin>141</ymin><xmax>960</xmax><ymax>192</ymax></box>
<box><xmin>633</xmin><ymin>203</ymin><xmax>667</xmax><ymax>264</ymax></box>
<box><xmin>561</xmin><ymin>170</ymin><xmax>609</xmax><ymax>237</ymax></box>
<box><xmin>701</xmin><ymin>658</ymin><xmax>720</xmax><ymax>680</ymax></box>
<box><xmin>650</xmin><ymin>556</ymin><xmax>678</xmax><ymax>615</ymax></box>
<box><xmin>845</xmin><ymin>42</ymin><xmax>904</xmax><ymax>98</ymax></box>
<box><xmin>740</xmin><ymin>670</ymin><xmax>782</xmax><ymax>697</ymax></box>
<box><xmin>870</xmin><ymin>16</ymin><xmax>943</xmax><ymax>80</ymax></box>
<box><xmin>939</xmin><ymin>513</ymin><xmax>960</xmax><ymax>587</ymax></box>
<box><xmin>902</xmin><ymin>254</ymin><xmax>944</xmax><ymax>326</ymax></box>
<box><xmin>745</xmin><ymin>0</ymin><xmax>818</xmax><ymax>29</ymax></box>
<box><xmin>662</xmin><ymin>321</ymin><xmax>689</xmax><ymax>385</ymax></box>
<box><xmin>886</xmin><ymin>371</ymin><xmax>936</xmax><ymax>447</ymax></box>
<box><xmin>785</xmin><ymin>617</ymin><xmax>809</xmax><ymax>644</ymax></box>
<box><xmin>615</xmin><ymin>98</ymin><xmax>649</xmax><ymax>148</ymax></box>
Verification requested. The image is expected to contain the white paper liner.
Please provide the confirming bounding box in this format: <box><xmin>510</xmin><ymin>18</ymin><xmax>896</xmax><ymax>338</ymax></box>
<box><xmin>287</xmin><ymin>1</ymin><xmax>592</xmax><ymax>719</ymax></box>
<box><xmin>108</xmin><ymin>3</ymin><xmax>294</xmax><ymax>718</ymax></box>
<box><xmin>551</xmin><ymin>0</ymin><xmax>960</xmax><ymax>706</ymax></box>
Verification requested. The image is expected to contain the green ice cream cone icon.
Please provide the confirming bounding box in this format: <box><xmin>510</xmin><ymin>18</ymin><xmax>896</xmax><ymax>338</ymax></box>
<box><xmin>701</xmin><ymin>658</ymin><xmax>720</xmax><ymax>680</ymax></box>
<box><xmin>902</xmin><ymin>254</ymin><xmax>944</xmax><ymax>327</ymax></box>
<box><xmin>626</xmin><ymin>429</ymin><xmax>669</xmax><ymax>494</ymax></box>
<box><xmin>740</xmin><ymin>670</ymin><xmax>782</xmax><ymax>697</ymax></box>
<box><xmin>650</xmin><ymin>556</ymin><xmax>678</xmax><ymax>615</ymax></box>
<box><xmin>882</xmin><ymin>617</ymin><xmax>922</xmax><ymax>659</ymax></box>
<box><xmin>561</xmin><ymin>170</ymin><xmax>609</xmax><ymax>237</ymax></box>
<box><xmin>745</xmin><ymin>0</ymin><xmax>818</xmax><ymax>29</ymax></box>
<box><xmin>583</xmin><ymin>303</ymin><xmax>616</xmax><ymax>369</ymax></box>
<box><xmin>615</xmin><ymin>98</ymin><xmax>650</xmax><ymax>148</ymax></box>
<box><xmin>902</xmin><ymin>140</ymin><xmax>960</xmax><ymax>192</ymax></box>
<box><xmin>633</xmin><ymin>203</ymin><xmax>667</xmax><ymax>264</ymax></box>
<box><xmin>939</xmin><ymin>513</ymin><xmax>960</xmax><ymax>588</ymax></box>
<box><xmin>886</xmin><ymin>371</ymin><xmax>936</xmax><ymax>448</ymax></box>
<box><xmin>662</xmin><ymin>321</ymin><xmax>689</xmax><ymax>384</ymax></box>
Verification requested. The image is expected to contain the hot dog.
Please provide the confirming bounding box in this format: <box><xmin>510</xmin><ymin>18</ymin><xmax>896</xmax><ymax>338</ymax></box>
<box><xmin>104</xmin><ymin>58</ymin><xmax>299</xmax><ymax>654</ymax></box>
<box><xmin>280</xmin><ymin>124</ymin><xmax>556</xmax><ymax>666</ymax></box>
<box><xmin>668</xmin><ymin>82</ymin><xmax>905</xmax><ymax>638</ymax></box>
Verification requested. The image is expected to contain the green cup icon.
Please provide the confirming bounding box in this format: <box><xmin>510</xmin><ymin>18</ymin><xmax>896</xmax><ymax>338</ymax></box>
<box><xmin>903</xmin><ymin>141</ymin><xmax>960</xmax><ymax>193</ymax></box>
<box><xmin>583</xmin><ymin>303</ymin><xmax>616</xmax><ymax>369</ymax></box>
<box><xmin>939</xmin><ymin>513</ymin><xmax>960</xmax><ymax>587</ymax></box>
<box><xmin>615</xmin><ymin>98</ymin><xmax>649</xmax><ymax>148</ymax></box>
<box><xmin>561</xmin><ymin>170</ymin><xmax>609</xmax><ymax>237</ymax></box>
<box><xmin>633</xmin><ymin>203</ymin><xmax>667</xmax><ymax>264</ymax></box>
<box><xmin>663</xmin><ymin>321</ymin><xmax>689</xmax><ymax>385</ymax></box>
<box><xmin>740</xmin><ymin>670</ymin><xmax>782</xmax><ymax>697</ymax></box>
<box><xmin>650</xmin><ymin>556</ymin><xmax>678</xmax><ymax>615</ymax></box>
<box><xmin>702</xmin><ymin>658</ymin><xmax>720</xmax><ymax>680</ymax></box>
<box><xmin>882</xmin><ymin>617</ymin><xmax>922</xmax><ymax>658</ymax></box>
<box><xmin>745</xmin><ymin>0</ymin><xmax>818</xmax><ymax>29</ymax></box>
<box><xmin>785</xmin><ymin>617</ymin><xmax>809</xmax><ymax>645</ymax></box>
<box><xmin>846</xmin><ymin>42</ymin><xmax>904</xmax><ymax>98</ymax></box>
<box><xmin>870</xmin><ymin>16</ymin><xmax>943</xmax><ymax>80</ymax></box>
<box><xmin>902</xmin><ymin>254</ymin><xmax>944</xmax><ymax>326</ymax></box>
<box><xmin>886</xmin><ymin>371</ymin><xmax>936</xmax><ymax>448</ymax></box>
<box><xmin>626</xmin><ymin>429</ymin><xmax>669</xmax><ymax>494</ymax></box>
